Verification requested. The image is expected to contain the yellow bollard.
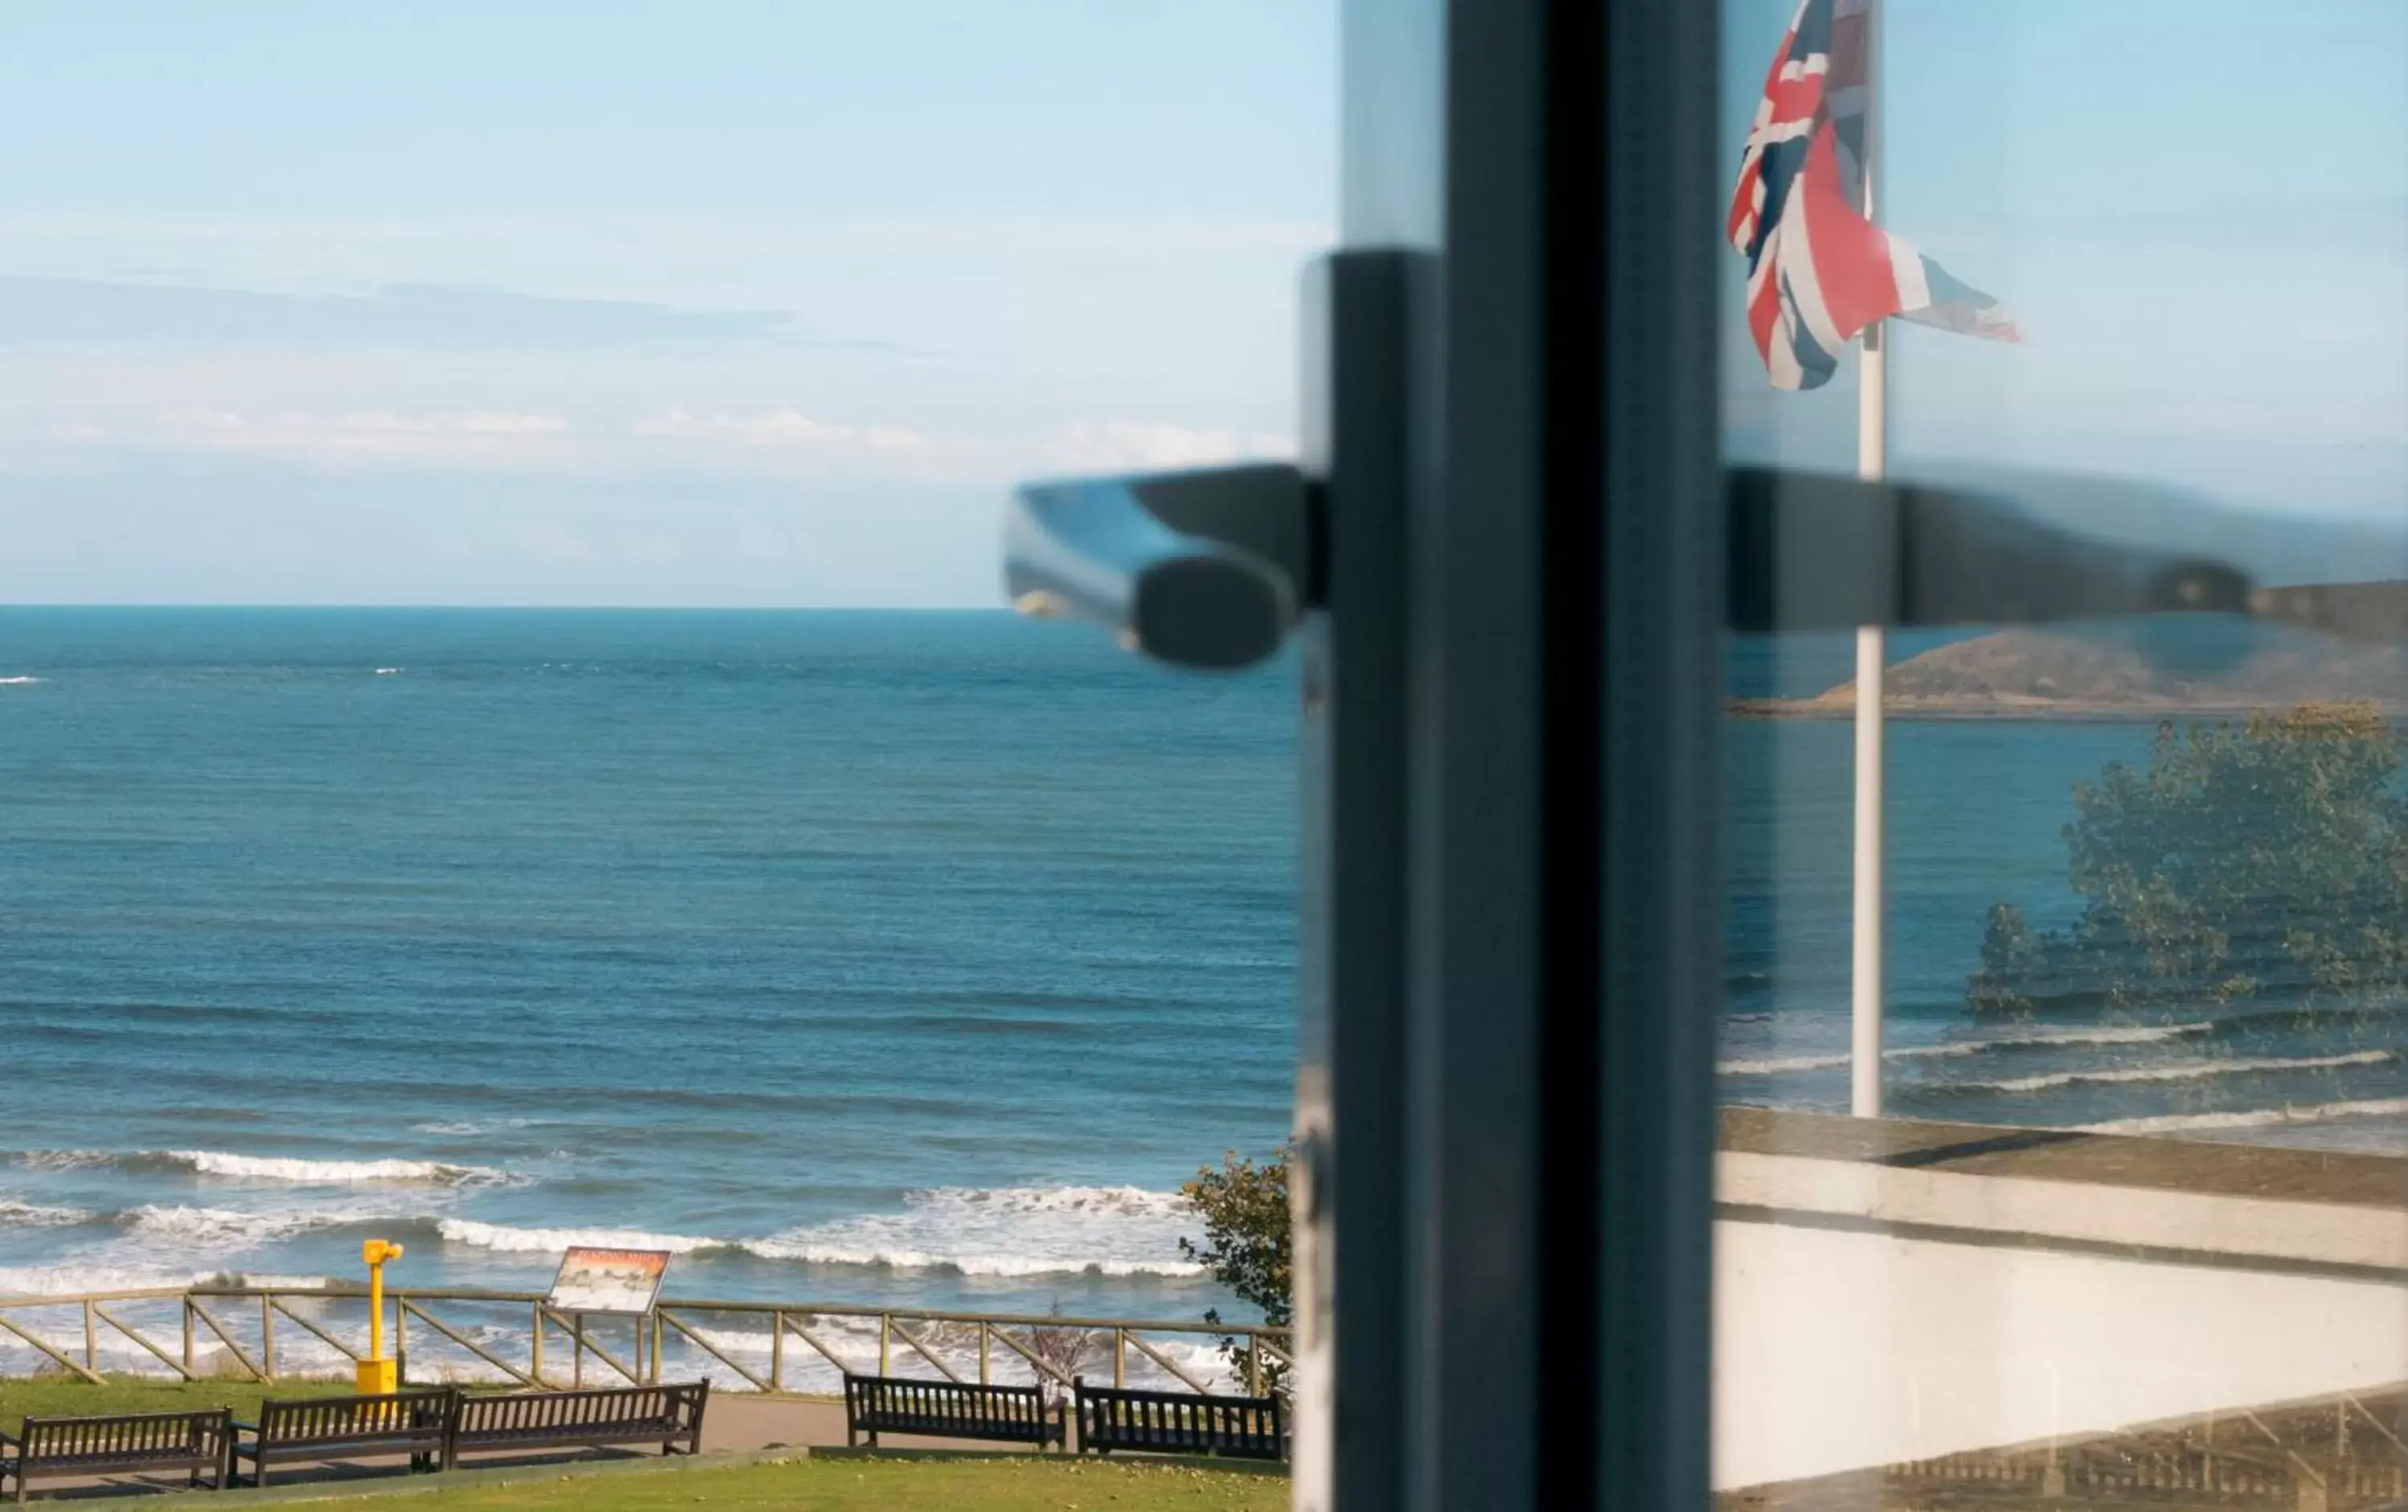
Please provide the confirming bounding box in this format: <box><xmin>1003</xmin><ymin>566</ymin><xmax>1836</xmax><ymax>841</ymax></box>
<box><xmin>358</xmin><ymin>1239</ymin><xmax>404</xmax><ymax>1394</ymax></box>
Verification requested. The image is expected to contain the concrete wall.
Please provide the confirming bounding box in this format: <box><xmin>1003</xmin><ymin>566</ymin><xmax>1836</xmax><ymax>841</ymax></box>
<box><xmin>1711</xmin><ymin>1141</ymin><xmax>2408</xmax><ymax>1491</ymax></box>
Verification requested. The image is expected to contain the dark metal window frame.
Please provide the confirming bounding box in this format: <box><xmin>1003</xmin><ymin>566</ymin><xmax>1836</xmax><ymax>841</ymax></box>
<box><xmin>1390</xmin><ymin>1</ymin><xmax>1722</xmax><ymax>1507</ymax></box>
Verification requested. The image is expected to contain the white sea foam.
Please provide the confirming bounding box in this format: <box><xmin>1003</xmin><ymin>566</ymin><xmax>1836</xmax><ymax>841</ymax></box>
<box><xmin>2084</xmin><ymin>1095</ymin><xmax>2408</xmax><ymax>1137</ymax></box>
<box><xmin>0</xmin><ymin>1261</ymin><xmax>219</xmax><ymax>1298</ymax></box>
<box><xmin>165</xmin><ymin>1150</ymin><xmax>510</xmax><ymax>1185</ymax></box>
<box><xmin>0</xmin><ymin>1197</ymin><xmax>94</xmax><ymax>1228</ymax></box>
<box><xmin>0</xmin><ymin>676</ymin><xmax>44</xmax><ymax>685</ymax></box>
<box><xmin>9</xmin><ymin>1150</ymin><xmax>119</xmax><ymax>1170</ymax></box>
<box><xmin>375</xmin><ymin>667</ymin><xmax>403</xmax><ymax>676</ymax></box>
<box><xmin>437</xmin><ymin>1219</ymin><xmax>732</xmax><ymax>1256</ymax></box>
<box><xmin>759</xmin><ymin>1186</ymin><xmax>1205</xmax><ymax>1278</ymax></box>
<box><xmin>1717</xmin><ymin>1022</ymin><xmax>2213</xmax><ymax>1076</ymax></box>
<box><xmin>437</xmin><ymin>1187</ymin><xmax>1206</xmax><ymax>1278</ymax></box>
<box><xmin>411</xmin><ymin>1119</ymin><xmax>531</xmax><ymax>1136</ymax></box>
<box><xmin>10</xmin><ymin>1148</ymin><xmax>508</xmax><ymax>1185</ymax></box>
<box><xmin>121</xmin><ymin>1202</ymin><xmax>403</xmax><ymax>1248</ymax></box>
<box><xmin>1954</xmin><ymin>1049</ymin><xmax>2391</xmax><ymax>1095</ymax></box>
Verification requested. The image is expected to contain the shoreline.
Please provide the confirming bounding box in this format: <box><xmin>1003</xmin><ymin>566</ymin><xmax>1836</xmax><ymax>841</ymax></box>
<box><xmin>1727</xmin><ymin>696</ymin><xmax>2408</xmax><ymax>722</ymax></box>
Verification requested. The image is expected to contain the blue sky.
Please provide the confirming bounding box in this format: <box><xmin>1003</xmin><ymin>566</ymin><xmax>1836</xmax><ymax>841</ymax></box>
<box><xmin>2</xmin><ymin>2</ymin><xmax>2401</xmax><ymax>604</ymax></box>
<box><xmin>1725</xmin><ymin>0</ymin><xmax>2408</xmax><ymax>582</ymax></box>
<box><xmin>0</xmin><ymin>1</ymin><xmax>1337</xmax><ymax>605</ymax></box>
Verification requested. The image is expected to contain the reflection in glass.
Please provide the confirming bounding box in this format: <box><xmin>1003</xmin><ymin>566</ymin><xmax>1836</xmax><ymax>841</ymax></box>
<box><xmin>1714</xmin><ymin>0</ymin><xmax>2408</xmax><ymax>1503</ymax></box>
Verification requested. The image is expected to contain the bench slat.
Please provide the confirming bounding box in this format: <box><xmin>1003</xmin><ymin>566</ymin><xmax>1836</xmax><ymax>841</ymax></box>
<box><xmin>843</xmin><ymin>1373</ymin><xmax>1061</xmax><ymax>1449</ymax></box>
<box><xmin>445</xmin><ymin>1383</ymin><xmax>708</xmax><ymax>1470</ymax></box>
<box><xmin>1073</xmin><ymin>1380</ymin><xmax>1284</xmax><ymax>1461</ymax></box>
<box><xmin>6</xmin><ymin>1409</ymin><xmax>234</xmax><ymax>1496</ymax></box>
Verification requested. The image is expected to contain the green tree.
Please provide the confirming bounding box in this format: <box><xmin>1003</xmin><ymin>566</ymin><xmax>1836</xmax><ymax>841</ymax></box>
<box><xmin>1970</xmin><ymin>704</ymin><xmax>2408</xmax><ymax>1017</ymax></box>
<box><xmin>1178</xmin><ymin>1148</ymin><xmax>1291</xmax><ymax>1395</ymax></box>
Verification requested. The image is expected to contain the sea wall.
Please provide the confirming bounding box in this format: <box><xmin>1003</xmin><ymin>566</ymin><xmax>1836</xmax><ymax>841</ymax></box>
<box><xmin>1712</xmin><ymin>1108</ymin><xmax>2408</xmax><ymax>1490</ymax></box>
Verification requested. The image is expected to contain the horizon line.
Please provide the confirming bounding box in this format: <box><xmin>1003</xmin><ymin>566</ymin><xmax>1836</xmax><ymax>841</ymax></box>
<box><xmin>0</xmin><ymin>602</ymin><xmax>1019</xmax><ymax>613</ymax></box>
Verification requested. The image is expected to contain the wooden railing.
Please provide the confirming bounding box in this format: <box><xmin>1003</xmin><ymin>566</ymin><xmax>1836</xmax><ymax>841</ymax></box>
<box><xmin>0</xmin><ymin>1285</ymin><xmax>1290</xmax><ymax>1399</ymax></box>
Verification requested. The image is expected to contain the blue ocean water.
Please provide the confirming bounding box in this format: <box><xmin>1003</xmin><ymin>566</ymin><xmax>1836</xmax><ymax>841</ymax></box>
<box><xmin>0</xmin><ymin>609</ymin><xmax>1293</xmax><ymax>1325</ymax></box>
<box><xmin>2</xmin><ymin>609</ymin><xmax>2402</xmax><ymax>1356</ymax></box>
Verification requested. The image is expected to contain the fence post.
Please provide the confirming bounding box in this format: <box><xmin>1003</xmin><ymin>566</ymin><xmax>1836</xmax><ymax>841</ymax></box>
<box><xmin>1113</xmin><ymin>1328</ymin><xmax>1126</xmax><ymax>1390</ymax></box>
<box><xmin>653</xmin><ymin>1311</ymin><xmax>665</xmax><ymax>1384</ymax></box>
<box><xmin>531</xmin><ymin>1303</ymin><xmax>545</xmax><ymax>1387</ymax></box>
<box><xmin>83</xmin><ymin>1299</ymin><xmax>96</xmax><ymax>1374</ymax></box>
<box><xmin>260</xmin><ymin>1294</ymin><xmax>276</xmax><ymax>1380</ymax></box>
<box><xmin>394</xmin><ymin>1300</ymin><xmax>407</xmax><ymax>1382</ymax></box>
<box><xmin>879</xmin><ymin>1315</ymin><xmax>891</xmax><ymax>1377</ymax></box>
<box><xmin>771</xmin><ymin>1311</ymin><xmax>785</xmax><ymax>1393</ymax></box>
<box><xmin>573</xmin><ymin>1314</ymin><xmax>586</xmax><ymax>1389</ymax></box>
<box><xmin>182</xmin><ymin>1298</ymin><xmax>196</xmax><ymax>1378</ymax></box>
<box><xmin>1247</xmin><ymin>1335</ymin><xmax>1262</xmax><ymax>1397</ymax></box>
<box><xmin>979</xmin><ymin>1322</ymin><xmax>990</xmax><ymax>1386</ymax></box>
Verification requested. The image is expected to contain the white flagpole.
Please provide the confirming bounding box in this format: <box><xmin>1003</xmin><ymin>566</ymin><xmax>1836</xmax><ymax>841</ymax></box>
<box><xmin>1851</xmin><ymin>0</ymin><xmax>1888</xmax><ymax>1120</ymax></box>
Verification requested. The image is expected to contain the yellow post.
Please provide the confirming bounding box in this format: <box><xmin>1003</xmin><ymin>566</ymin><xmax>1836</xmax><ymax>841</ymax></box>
<box><xmin>358</xmin><ymin>1238</ymin><xmax>404</xmax><ymax>1394</ymax></box>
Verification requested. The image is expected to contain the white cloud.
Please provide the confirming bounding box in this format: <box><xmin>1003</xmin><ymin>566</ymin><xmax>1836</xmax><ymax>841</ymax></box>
<box><xmin>14</xmin><ymin>405</ymin><xmax>1298</xmax><ymax>486</ymax></box>
<box><xmin>635</xmin><ymin>406</ymin><xmax>930</xmax><ymax>453</ymax></box>
<box><xmin>136</xmin><ymin>408</ymin><xmax>575</xmax><ymax>466</ymax></box>
<box><xmin>628</xmin><ymin>409</ymin><xmax>1295</xmax><ymax>482</ymax></box>
<box><xmin>1037</xmin><ymin>420</ymin><xmax>1296</xmax><ymax>474</ymax></box>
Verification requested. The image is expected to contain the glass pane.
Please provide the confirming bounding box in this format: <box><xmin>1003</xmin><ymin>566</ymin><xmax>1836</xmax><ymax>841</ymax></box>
<box><xmin>1719</xmin><ymin>0</ymin><xmax>2408</xmax><ymax>1502</ymax></box>
<box><xmin>0</xmin><ymin>0</ymin><xmax>1328</xmax><ymax>1463</ymax></box>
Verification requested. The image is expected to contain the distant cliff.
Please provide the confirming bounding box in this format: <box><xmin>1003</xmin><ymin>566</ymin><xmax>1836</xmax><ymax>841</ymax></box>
<box><xmin>1731</xmin><ymin>626</ymin><xmax>2408</xmax><ymax>719</ymax></box>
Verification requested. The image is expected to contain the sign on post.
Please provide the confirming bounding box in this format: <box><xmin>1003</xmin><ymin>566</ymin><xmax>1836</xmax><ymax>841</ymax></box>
<box><xmin>547</xmin><ymin>1247</ymin><xmax>671</xmax><ymax>1315</ymax></box>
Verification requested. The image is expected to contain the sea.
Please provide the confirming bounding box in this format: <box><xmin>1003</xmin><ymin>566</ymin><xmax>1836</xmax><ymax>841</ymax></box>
<box><xmin>2</xmin><ymin>608</ymin><xmax>2403</xmax><ymax>1380</ymax></box>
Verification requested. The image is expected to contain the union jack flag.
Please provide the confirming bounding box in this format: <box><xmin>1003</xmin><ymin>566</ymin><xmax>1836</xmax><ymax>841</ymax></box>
<box><xmin>1728</xmin><ymin>0</ymin><xmax>2018</xmax><ymax>390</ymax></box>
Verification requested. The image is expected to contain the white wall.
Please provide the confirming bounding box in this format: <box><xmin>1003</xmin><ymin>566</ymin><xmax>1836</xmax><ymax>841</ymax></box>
<box><xmin>1713</xmin><ymin>1162</ymin><xmax>2408</xmax><ymax>1490</ymax></box>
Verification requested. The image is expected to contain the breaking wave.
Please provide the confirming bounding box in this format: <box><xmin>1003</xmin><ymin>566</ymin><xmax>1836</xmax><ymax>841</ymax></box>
<box><xmin>0</xmin><ymin>1197</ymin><xmax>93</xmax><ymax>1229</ymax></box>
<box><xmin>2084</xmin><ymin>1095</ymin><xmax>2408</xmax><ymax>1137</ymax></box>
<box><xmin>435</xmin><ymin>1188</ymin><xmax>1205</xmax><ymax>1279</ymax></box>
<box><xmin>8</xmin><ymin>1150</ymin><xmax>510</xmax><ymax>1186</ymax></box>
<box><xmin>1942</xmin><ymin>1049</ymin><xmax>2391</xmax><ymax>1095</ymax></box>
<box><xmin>1717</xmin><ymin>1022</ymin><xmax>2215</xmax><ymax>1077</ymax></box>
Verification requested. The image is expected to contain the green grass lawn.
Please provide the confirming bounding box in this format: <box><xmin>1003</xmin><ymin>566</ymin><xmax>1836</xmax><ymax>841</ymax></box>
<box><xmin>0</xmin><ymin>1372</ymin><xmax>356</xmax><ymax>1424</ymax></box>
<box><xmin>405</xmin><ymin>1458</ymin><xmax>1287</xmax><ymax>1511</ymax></box>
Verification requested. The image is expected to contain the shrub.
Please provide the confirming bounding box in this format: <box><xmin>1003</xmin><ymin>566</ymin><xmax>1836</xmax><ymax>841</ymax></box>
<box><xmin>1178</xmin><ymin>1148</ymin><xmax>1290</xmax><ymax>1395</ymax></box>
<box><xmin>1969</xmin><ymin>704</ymin><xmax>2408</xmax><ymax>1017</ymax></box>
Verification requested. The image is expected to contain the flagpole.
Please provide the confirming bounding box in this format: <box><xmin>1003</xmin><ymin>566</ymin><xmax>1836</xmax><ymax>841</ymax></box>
<box><xmin>1851</xmin><ymin>0</ymin><xmax>1887</xmax><ymax>1120</ymax></box>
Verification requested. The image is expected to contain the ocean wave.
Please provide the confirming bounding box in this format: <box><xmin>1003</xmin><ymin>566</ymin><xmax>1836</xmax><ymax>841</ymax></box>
<box><xmin>0</xmin><ymin>1261</ymin><xmax>221</xmax><ymax>1298</ymax></box>
<box><xmin>0</xmin><ymin>676</ymin><xmax>44</xmax><ymax>685</ymax></box>
<box><xmin>121</xmin><ymin>1201</ymin><xmax>417</xmax><ymax>1248</ymax></box>
<box><xmin>0</xmin><ymin>1197</ymin><xmax>94</xmax><ymax>1228</ymax></box>
<box><xmin>436</xmin><ymin>1219</ymin><xmax>740</xmax><ymax>1257</ymax></box>
<box><xmin>759</xmin><ymin>1185</ymin><xmax>1203</xmax><ymax>1278</ymax></box>
<box><xmin>166</xmin><ymin>1150</ymin><xmax>510</xmax><ymax>1185</ymax></box>
<box><xmin>8</xmin><ymin>1150</ymin><xmax>120</xmax><ymax>1171</ymax></box>
<box><xmin>1943</xmin><ymin>1049</ymin><xmax>2391</xmax><ymax>1095</ymax></box>
<box><xmin>7</xmin><ymin>1148</ymin><xmax>511</xmax><ymax>1186</ymax></box>
<box><xmin>2084</xmin><ymin>1095</ymin><xmax>2408</xmax><ymax>1136</ymax></box>
<box><xmin>1717</xmin><ymin>1022</ymin><xmax>2213</xmax><ymax>1077</ymax></box>
<box><xmin>436</xmin><ymin>1186</ymin><xmax>1206</xmax><ymax>1279</ymax></box>
<box><xmin>746</xmin><ymin>1239</ymin><xmax>1203</xmax><ymax>1278</ymax></box>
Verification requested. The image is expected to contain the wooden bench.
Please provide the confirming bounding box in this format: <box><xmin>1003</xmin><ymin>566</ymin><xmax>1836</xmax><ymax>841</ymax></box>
<box><xmin>233</xmin><ymin>1388</ymin><xmax>454</xmax><ymax>1488</ymax></box>
<box><xmin>1073</xmin><ymin>1380</ymin><xmax>1285</xmax><ymax>1461</ymax></box>
<box><xmin>842</xmin><ymin>1373</ymin><xmax>1064</xmax><ymax>1450</ymax></box>
<box><xmin>444</xmin><ymin>1383</ymin><xmax>708</xmax><ymax>1469</ymax></box>
<box><xmin>0</xmin><ymin>1409</ymin><xmax>234</xmax><ymax>1502</ymax></box>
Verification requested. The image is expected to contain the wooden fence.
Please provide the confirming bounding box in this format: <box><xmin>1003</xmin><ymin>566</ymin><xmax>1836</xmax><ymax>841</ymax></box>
<box><xmin>0</xmin><ymin>1284</ymin><xmax>1289</xmax><ymax>1399</ymax></box>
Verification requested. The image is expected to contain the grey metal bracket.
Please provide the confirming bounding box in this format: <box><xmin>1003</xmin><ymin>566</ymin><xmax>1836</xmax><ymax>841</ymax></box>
<box><xmin>1727</xmin><ymin>464</ymin><xmax>2407</xmax><ymax>642</ymax></box>
<box><xmin>1002</xmin><ymin>462</ymin><xmax>1312</xmax><ymax>670</ymax></box>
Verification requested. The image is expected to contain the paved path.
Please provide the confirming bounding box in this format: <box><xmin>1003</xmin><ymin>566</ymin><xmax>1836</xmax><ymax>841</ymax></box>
<box><xmin>12</xmin><ymin>1394</ymin><xmax>1064</xmax><ymax>1500</ymax></box>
